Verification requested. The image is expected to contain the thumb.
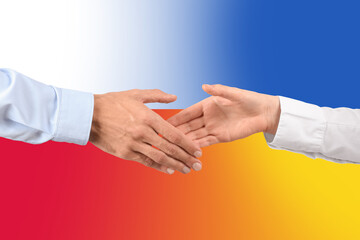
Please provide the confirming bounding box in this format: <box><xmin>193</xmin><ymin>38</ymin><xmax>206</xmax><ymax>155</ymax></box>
<box><xmin>202</xmin><ymin>84</ymin><xmax>240</xmax><ymax>101</ymax></box>
<box><xmin>139</xmin><ymin>89</ymin><xmax>177</xmax><ymax>103</ymax></box>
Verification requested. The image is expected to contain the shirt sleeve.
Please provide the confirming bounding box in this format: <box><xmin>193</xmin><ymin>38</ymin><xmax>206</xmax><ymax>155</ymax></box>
<box><xmin>0</xmin><ymin>68</ymin><xmax>94</xmax><ymax>145</ymax></box>
<box><xmin>264</xmin><ymin>96</ymin><xmax>360</xmax><ymax>164</ymax></box>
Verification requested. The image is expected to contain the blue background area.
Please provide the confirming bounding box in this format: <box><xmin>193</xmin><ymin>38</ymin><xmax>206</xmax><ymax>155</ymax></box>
<box><xmin>133</xmin><ymin>0</ymin><xmax>360</xmax><ymax>109</ymax></box>
<box><xmin>2</xmin><ymin>0</ymin><xmax>359</xmax><ymax>109</ymax></box>
<box><xmin>188</xmin><ymin>0</ymin><xmax>360</xmax><ymax>109</ymax></box>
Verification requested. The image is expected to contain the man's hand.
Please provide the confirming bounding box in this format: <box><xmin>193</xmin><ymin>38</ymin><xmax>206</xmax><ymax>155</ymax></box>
<box><xmin>167</xmin><ymin>84</ymin><xmax>281</xmax><ymax>148</ymax></box>
<box><xmin>89</xmin><ymin>89</ymin><xmax>202</xmax><ymax>174</ymax></box>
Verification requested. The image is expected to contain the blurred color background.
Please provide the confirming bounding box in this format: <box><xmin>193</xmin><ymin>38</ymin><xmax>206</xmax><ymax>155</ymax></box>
<box><xmin>1</xmin><ymin>0</ymin><xmax>360</xmax><ymax>239</ymax></box>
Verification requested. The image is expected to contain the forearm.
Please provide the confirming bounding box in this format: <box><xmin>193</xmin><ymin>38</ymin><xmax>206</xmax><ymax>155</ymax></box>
<box><xmin>0</xmin><ymin>69</ymin><xmax>93</xmax><ymax>145</ymax></box>
<box><xmin>264</xmin><ymin>96</ymin><xmax>360</xmax><ymax>163</ymax></box>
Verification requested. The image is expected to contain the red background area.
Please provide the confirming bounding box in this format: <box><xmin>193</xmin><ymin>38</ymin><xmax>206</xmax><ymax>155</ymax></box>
<box><xmin>0</xmin><ymin>110</ymin><xmax>181</xmax><ymax>240</ymax></box>
<box><xmin>2</xmin><ymin>110</ymin><xmax>360</xmax><ymax>240</ymax></box>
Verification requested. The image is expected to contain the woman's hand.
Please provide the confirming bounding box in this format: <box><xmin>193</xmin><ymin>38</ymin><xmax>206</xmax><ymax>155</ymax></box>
<box><xmin>168</xmin><ymin>84</ymin><xmax>281</xmax><ymax>148</ymax></box>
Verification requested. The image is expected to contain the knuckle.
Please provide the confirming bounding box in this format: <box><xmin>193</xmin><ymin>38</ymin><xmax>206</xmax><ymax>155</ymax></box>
<box><xmin>129</xmin><ymin>89</ymin><xmax>140</xmax><ymax>95</ymax></box>
<box><xmin>156</xmin><ymin>152</ymin><xmax>168</xmax><ymax>164</ymax></box>
<box><xmin>143</xmin><ymin>113</ymin><xmax>155</xmax><ymax>125</ymax></box>
<box><xmin>142</xmin><ymin>158</ymin><xmax>154</xmax><ymax>168</ymax></box>
<box><xmin>132</xmin><ymin>89</ymin><xmax>145</xmax><ymax>100</ymax></box>
<box><xmin>131</xmin><ymin>125</ymin><xmax>146</xmax><ymax>140</ymax></box>
<box><xmin>124</xmin><ymin>148</ymin><xmax>132</xmax><ymax>157</ymax></box>
<box><xmin>167</xmin><ymin>145</ymin><xmax>178</xmax><ymax>156</ymax></box>
<box><xmin>152</xmin><ymin>89</ymin><xmax>163</xmax><ymax>94</ymax></box>
<box><xmin>133</xmin><ymin>88</ymin><xmax>141</xmax><ymax>93</ymax></box>
<box><xmin>116</xmin><ymin>147</ymin><xmax>132</xmax><ymax>159</ymax></box>
<box><xmin>170</xmin><ymin>133</ymin><xmax>182</xmax><ymax>144</ymax></box>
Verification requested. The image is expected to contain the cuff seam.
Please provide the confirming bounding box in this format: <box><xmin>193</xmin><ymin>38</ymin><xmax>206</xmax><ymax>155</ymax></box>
<box><xmin>53</xmin><ymin>87</ymin><xmax>63</xmax><ymax>141</ymax></box>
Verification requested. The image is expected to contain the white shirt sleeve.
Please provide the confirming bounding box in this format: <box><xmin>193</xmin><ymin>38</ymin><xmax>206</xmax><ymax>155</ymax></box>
<box><xmin>0</xmin><ymin>68</ymin><xmax>94</xmax><ymax>145</ymax></box>
<box><xmin>264</xmin><ymin>96</ymin><xmax>360</xmax><ymax>164</ymax></box>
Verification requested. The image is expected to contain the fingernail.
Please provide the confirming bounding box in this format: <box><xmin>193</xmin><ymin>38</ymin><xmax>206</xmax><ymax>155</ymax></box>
<box><xmin>183</xmin><ymin>166</ymin><xmax>191</xmax><ymax>174</ymax></box>
<box><xmin>167</xmin><ymin>168</ymin><xmax>175</xmax><ymax>175</ymax></box>
<box><xmin>192</xmin><ymin>162</ymin><xmax>202</xmax><ymax>171</ymax></box>
<box><xmin>194</xmin><ymin>151</ymin><xmax>202</xmax><ymax>158</ymax></box>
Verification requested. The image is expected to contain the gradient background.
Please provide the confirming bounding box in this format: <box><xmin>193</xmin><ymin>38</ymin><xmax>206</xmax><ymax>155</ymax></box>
<box><xmin>1</xmin><ymin>0</ymin><xmax>360</xmax><ymax>239</ymax></box>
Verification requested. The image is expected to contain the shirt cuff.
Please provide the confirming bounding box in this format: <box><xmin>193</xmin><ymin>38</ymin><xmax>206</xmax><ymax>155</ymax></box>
<box><xmin>52</xmin><ymin>87</ymin><xmax>94</xmax><ymax>145</ymax></box>
<box><xmin>264</xmin><ymin>96</ymin><xmax>326</xmax><ymax>153</ymax></box>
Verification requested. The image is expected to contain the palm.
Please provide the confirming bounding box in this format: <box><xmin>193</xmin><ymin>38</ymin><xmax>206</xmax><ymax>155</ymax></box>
<box><xmin>195</xmin><ymin>96</ymin><xmax>267</xmax><ymax>146</ymax></box>
<box><xmin>200</xmin><ymin>97</ymin><xmax>235</xmax><ymax>142</ymax></box>
<box><xmin>167</xmin><ymin>85</ymin><xmax>272</xmax><ymax>148</ymax></box>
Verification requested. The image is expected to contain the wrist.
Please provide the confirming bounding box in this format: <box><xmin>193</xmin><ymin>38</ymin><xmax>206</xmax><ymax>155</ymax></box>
<box><xmin>89</xmin><ymin>94</ymin><xmax>102</xmax><ymax>143</ymax></box>
<box><xmin>264</xmin><ymin>96</ymin><xmax>281</xmax><ymax>135</ymax></box>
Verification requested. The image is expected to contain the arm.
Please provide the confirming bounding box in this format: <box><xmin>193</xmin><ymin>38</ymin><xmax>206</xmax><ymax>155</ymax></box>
<box><xmin>265</xmin><ymin>96</ymin><xmax>360</xmax><ymax>164</ymax></box>
<box><xmin>0</xmin><ymin>68</ymin><xmax>93</xmax><ymax>145</ymax></box>
<box><xmin>0</xmin><ymin>69</ymin><xmax>202</xmax><ymax>174</ymax></box>
<box><xmin>168</xmin><ymin>84</ymin><xmax>360</xmax><ymax>164</ymax></box>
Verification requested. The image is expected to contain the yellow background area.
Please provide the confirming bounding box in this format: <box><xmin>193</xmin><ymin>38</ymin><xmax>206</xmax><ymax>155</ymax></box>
<box><xmin>2</xmin><ymin>110</ymin><xmax>360</xmax><ymax>240</ymax></box>
<box><xmin>199</xmin><ymin>133</ymin><xmax>360</xmax><ymax>240</ymax></box>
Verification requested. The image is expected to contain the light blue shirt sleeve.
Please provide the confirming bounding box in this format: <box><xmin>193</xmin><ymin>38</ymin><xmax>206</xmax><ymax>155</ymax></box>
<box><xmin>0</xmin><ymin>69</ymin><xmax>94</xmax><ymax>145</ymax></box>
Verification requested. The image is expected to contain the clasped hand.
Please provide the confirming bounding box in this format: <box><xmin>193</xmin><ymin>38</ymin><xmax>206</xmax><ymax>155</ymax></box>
<box><xmin>90</xmin><ymin>85</ymin><xmax>281</xmax><ymax>175</ymax></box>
<box><xmin>90</xmin><ymin>89</ymin><xmax>202</xmax><ymax>175</ymax></box>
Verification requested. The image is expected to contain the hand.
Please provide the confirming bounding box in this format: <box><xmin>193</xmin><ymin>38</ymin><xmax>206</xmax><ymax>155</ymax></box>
<box><xmin>89</xmin><ymin>89</ymin><xmax>203</xmax><ymax>174</ymax></box>
<box><xmin>167</xmin><ymin>84</ymin><xmax>281</xmax><ymax>148</ymax></box>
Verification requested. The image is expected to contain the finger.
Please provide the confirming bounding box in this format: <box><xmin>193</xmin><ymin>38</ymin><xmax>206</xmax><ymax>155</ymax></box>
<box><xmin>137</xmin><ymin>89</ymin><xmax>177</xmax><ymax>103</ymax></box>
<box><xmin>194</xmin><ymin>136</ymin><xmax>219</xmax><ymax>148</ymax></box>
<box><xmin>134</xmin><ymin>143</ymin><xmax>192</xmax><ymax>174</ymax></box>
<box><xmin>187</xmin><ymin>128</ymin><xmax>209</xmax><ymax>141</ymax></box>
<box><xmin>203</xmin><ymin>84</ymin><xmax>240</xmax><ymax>101</ymax></box>
<box><xmin>177</xmin><ymin>117</ymin><xmax>205</xmax><ymax>134</ymax></box>
<box><xmin>145</xmin><ymin>131</ymin><xmax>202</xmax><ymax>171</ymax></box>
<box><xmin>151</xmin><ymin>115</ymin><xmax>202</xmax><ymax>158</ymax></box>
<box><xmin>167</xmin><ymin>101</ymin><xmax>204</xmax><ymax>127</ymax></box>
<box><xmin>135</xmin><ymin>152</ymin><xmax>174</xmax><ymax>175</ymax></box>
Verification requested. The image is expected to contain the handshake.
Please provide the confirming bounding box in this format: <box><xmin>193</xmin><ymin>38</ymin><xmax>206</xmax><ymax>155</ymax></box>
<box><xmin>90</xmin><ymin>84</ymin><xmax>281</xmax><ymax>175</ymax></box>
<box><xmin>0</xmin><ymin>69</ymin><xmax>354</xmax><ymax>169</ymax></box>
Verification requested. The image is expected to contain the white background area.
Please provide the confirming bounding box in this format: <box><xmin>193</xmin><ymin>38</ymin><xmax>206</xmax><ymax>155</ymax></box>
<box><xmin>0</xmin><ymin>0</ymin><xmax>219</xmax><ymax>108</ymax></box>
